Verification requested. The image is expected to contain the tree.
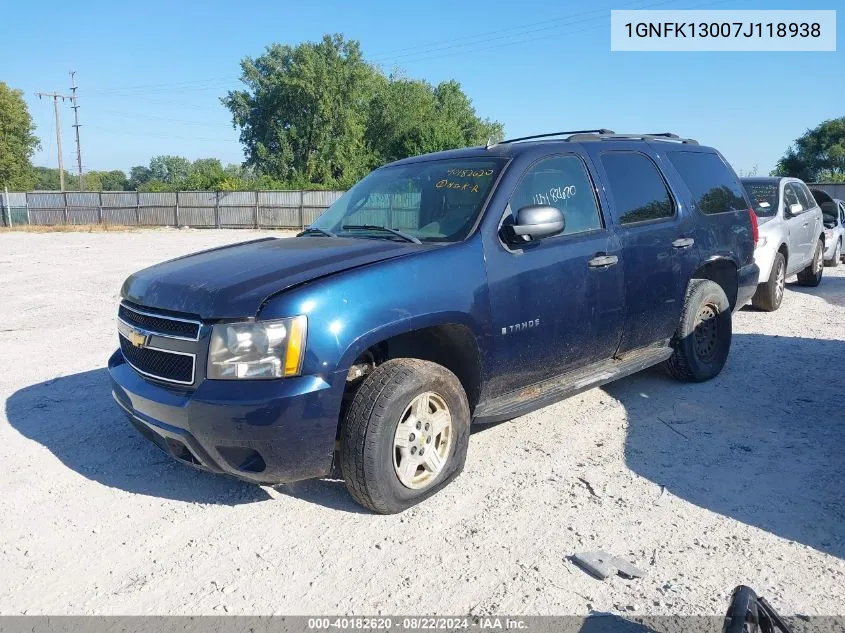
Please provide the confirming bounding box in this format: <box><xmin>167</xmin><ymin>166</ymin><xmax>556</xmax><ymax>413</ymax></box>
<box><xmin>772</xmin><ymin>118</ymin><xmax>845</xmax><ymax>182</ymax></box>
<box><xmin>128</xmin><ymin>165</ymin><xmax>153</xmax><ymax>190</ymax></box>
<box><xmin>90</xmin><ymin>170</ymin><xmax>129</xmax><ymax>191</ymax></box>
<box><xmin>224</xmin><ymin>34</ymin><xmax>382</xmax><ymax>187</ymax></box>
<box><xmin>366</xmin><ymin>77</ymin><xmax>503</xmax><ymax>164</ymax></box>
<box><xmin>34</xmin><ymin>166</ymin><xmax>64</xmax><ymax>190</ymax></box>
<box><xmin>223</xmin><ymin>34</ymin><xmax>503</xmax><ymax>189</ymax></box>
<box><xmin>0</xmin><ymin>82</ymin><xmax>40</xmax><ymax>189</ymax></box>
<box><xmin>184</xmin><ymin>158</ymin><xmax>226</xmax><ymax>189</ymax></box>
<box><xmin>149</xmin><ymin>155</ymin><xmax>191</xmax><ymax>185</ymax></box>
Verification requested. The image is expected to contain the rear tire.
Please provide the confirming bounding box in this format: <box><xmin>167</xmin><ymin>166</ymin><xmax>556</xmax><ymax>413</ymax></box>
<box><xmin>340</xmin><ymin>358</ymin><xmax>470</xmax><ymax>514</ymax></box>
<box><xmin>824</xmin><ymin>239</ymin><xmax>841</xmax><ymax>268</ymax></box>
<box><xmin>797</xmin><ymin>239</ymin><xmax>824</xmax><ymax>286</ymax></box>
<box><xmin>663</xmin><ymin>279</ymin><xmax>732</xmax><ymax>383</ymax></box>
<box><xmin>751</xmin><ymin>252</ymin><xmax>785</xmax><ymax>312</ymax></box>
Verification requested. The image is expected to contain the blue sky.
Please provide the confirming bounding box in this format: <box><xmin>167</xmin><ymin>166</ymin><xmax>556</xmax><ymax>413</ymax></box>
<box><xmin>3</xmin><ymin>0</ymin><xmax>842</xmax><ymax>176</ymax></box>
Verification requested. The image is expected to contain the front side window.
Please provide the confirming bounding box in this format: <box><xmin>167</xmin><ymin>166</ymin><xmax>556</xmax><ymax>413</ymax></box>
<box><xmin>839</xmin><ymin>202</ymin><xmax>845</xmax><ymax>224</ymax></box>
<box><xmin>741</xmin><ymin>180</ymin><xmax>779</xmax><ymax>218</ymax></box>
<box><xmin>790</xmin><ymin>183</ymin><xmax>812</xmax><ymax>211</ymax></box>
<box><xmin>508</xmin><ymin>155</ymin><xmax>603</xmax><ymax>236</ymax></box>
<box><xmin>783</xmin><ymin>184</ymin><xmax>802</xmax><ymax>212</ymax></box>
<box><xmin>797</xmin><ymin>183</ymin><xmax>817</xmax><ymax>210</ymax></box>
<box><xmin>311</xmin><ymin>157</ymin><xmax>507</xmax><ymax>242</ymax></box>
<box><xmin>600</xmin><ymin>152</ymin><xmax>674</xmax><ymax>225</ymax></box>
<box><xmin>668</xmin><ymin>151</ymin><xmax>748</xmax><ymax>215</ymax></box>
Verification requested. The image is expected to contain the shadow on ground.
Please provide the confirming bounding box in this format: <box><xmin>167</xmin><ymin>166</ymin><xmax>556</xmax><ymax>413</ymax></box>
<box><xmin>6</xmin><ymin>334</ymin><xmax>845</xmax><ymax>544</ymax></box>
<box><xmin>787</xmin><ymin>275</ymin><xmax>845</xmax><ymax>307</ymax></box>
<box><xmin>4</xmin><ymin>368</ymin><xmax>270</xmax><ymax>505</ymax></box>
<box><xmin>604</xmin><ymin>333</ymin><xmax>845</xmax><ymax>560</ymax></box>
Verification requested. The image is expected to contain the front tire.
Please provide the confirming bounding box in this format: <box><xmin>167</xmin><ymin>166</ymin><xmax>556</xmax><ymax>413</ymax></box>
<box><xmin>340</xmin><ymin>358</ymin><xmax>470</xmax><ymax>514</ymax></box>
<box><xmin>797</xmin><ymin>239</ymin><xmax>824</xmax><ymax>286</ymax></box>
<box><xmin>824</xmin><ymin>239</ymin><xmax>841</xmax><ymax>268</ymax></box>
<box><xmin>751</xmin><ymin>252</ymin><xmax>785</xmax><ymax>312</ymax></box>
<box><xmin>663</xmin><ymin>279</ymin><xmax>732</xmax><ymax>382</ymax></box>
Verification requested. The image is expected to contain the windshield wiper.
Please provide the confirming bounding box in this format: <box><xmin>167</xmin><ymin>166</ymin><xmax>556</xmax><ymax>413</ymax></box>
<box><xmin>341</xmin><ymin>224</ymin><xmax>421</xmax><ymax>244</ymax></box>
<box><xmin>297</xmin><ymin>227</ymin><xmax>337</xmax><ymax>238</ymax></box>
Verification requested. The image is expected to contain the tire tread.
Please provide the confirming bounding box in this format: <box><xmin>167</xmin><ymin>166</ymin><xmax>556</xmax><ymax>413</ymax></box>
<box><xmin>340</xmin><ymin>358</ymin><xmax>466</xmax><ymax>514</ymax></box>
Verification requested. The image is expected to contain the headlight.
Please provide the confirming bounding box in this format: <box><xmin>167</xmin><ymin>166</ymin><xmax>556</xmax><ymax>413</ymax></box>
<box><xmin>207</xmin><ymin>315</ymin><xmax>307</xmax><ymax>380</ymax></box>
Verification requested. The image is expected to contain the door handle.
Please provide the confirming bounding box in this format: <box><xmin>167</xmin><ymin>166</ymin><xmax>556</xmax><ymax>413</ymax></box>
<box><xmin>588</xmin><ymin>254</ymin><xmax>619</xmax><ymax>268</ymax></box>
<box><xmin>802</xmin><ymin>222</ymin><xmax>809</xmax><ymax>227</ymax></box>
<box><xmin>672</xmin><ymin>237</ymin><xmax>695</xmax><ymax>249</ymax></box>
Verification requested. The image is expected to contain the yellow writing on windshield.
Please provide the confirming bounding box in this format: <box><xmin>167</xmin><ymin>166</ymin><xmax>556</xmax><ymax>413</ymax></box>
<box><xmin>446</xmin><ymin>168</ymin><xmax>494</xmax><ymax>177</ymax></box>
<box><xmin>436</xmin><ymin>180</ymin><xmax>480</xmax><ymax>192</ymax></box>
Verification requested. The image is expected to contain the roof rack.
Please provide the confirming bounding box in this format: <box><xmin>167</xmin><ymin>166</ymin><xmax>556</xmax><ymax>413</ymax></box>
<box><xmin>487</xmin><ymin>130</ymin><xmax>698</xmax><ymax>148</ymax></box>
<box><xmin>490</xmin><ymin>129</ymin><xmax>616</xmax><ymax>147</ymax></box>
<box><xmin>568</xmin><ymin>132</ymin><xmax>699</xmax><ymax>145</ymax></box>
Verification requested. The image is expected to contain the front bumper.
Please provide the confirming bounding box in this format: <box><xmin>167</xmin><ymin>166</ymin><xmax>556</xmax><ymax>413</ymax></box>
<box><xmin>108</xmin><ymin>350</ymin><xmax>346</xmax><ymax>484</ymax></box>
<box><xmin>735</xmin><ymin>262</ymin><xmax>760</xmax><ymax>310</ymax></box>
<box><xmin>753</xmin><ymin>241</ymin><xmax>776</xmax><ymax>284</ymax></box>
<box><xmin>823</xmin><ymin>235</ymin><xmax>839</xmax><ymax>260</ymax></box>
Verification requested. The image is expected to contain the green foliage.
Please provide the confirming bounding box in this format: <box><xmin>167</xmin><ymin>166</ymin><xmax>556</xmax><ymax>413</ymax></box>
<box><xmin>0</xmin><ymin>82</ymin><xmax>40</xmax><ymax>189</ymax></box>
<box><xmin>82</xmin><ymin>170</ymin><xmax>129</xmax><ymax>191</ymax></box>
<box><xmin>128</xmin><ymin>165</ymin><xmax>153</xmax><ymax>190</ymax></box>
<box><xmin>366</xmin><ymin>77</ymin><xmax>503</xmax><ymax>165</ymax></box>
<box><xmin>772</xmin><ymin>118</ymin><xmax>845</xmax><ymax>182</ymax></box>
<box><xmin>149</xmin><ymin>155</ymin><xmax>191</xmax><ymax>184</ymax></box>
<box><xmin>223</xmin><ymin>34</ymin><xmax>380</xmax><ymax>188</ymax></box>
<box><xmin>126</xmin><ymin>156</ymin><xmax>265</xmax><ymax>191</ymax></box>
<box><xmin>222</xmin><ymin>34</ymin><xmax>503</xmax><ymax>188</ymax></box>
<box><xmin>33</xmin><ymin>166</ymin><xmax>65</xmax><ymax>190</ymax></box>
<box><xmin>33</xmin><ymin>167</ymin><xmax>128</xmax><ymax>191</ymax></box>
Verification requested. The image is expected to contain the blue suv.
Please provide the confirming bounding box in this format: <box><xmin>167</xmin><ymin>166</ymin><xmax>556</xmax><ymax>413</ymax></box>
<box><xmin>109</xmin><ymin>130</ymin><xmax>759</xmax><ymax>513</ymax></box>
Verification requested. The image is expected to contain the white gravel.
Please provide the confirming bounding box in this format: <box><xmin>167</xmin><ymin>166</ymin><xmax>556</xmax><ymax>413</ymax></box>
<box><xmin>0</xmin><ymin>228</ymin><xmax>843</xmax><ymax>616</ymax></box>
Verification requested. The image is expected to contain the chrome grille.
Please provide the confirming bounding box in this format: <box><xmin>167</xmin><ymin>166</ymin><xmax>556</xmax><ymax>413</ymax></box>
<box><xmin>118</xmin><ymin>302</ymin><xmax>200</xmax><ymax>340</ymax></box>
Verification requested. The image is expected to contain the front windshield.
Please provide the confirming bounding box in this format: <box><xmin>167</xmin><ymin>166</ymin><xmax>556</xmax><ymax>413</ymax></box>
<box><xmin>741</xmin><ymin>180</ymin><xmax>779</xmax><ymax>218</ymax></box>
<box><xmin>310</xmin><ymin>157</ymin><xmax>507</xmax><ymax>242</ymax></box>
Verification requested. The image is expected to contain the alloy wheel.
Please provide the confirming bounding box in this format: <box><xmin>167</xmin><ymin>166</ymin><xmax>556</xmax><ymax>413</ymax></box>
<box><xmin>393</xmin><ymin>392</ymin><xmax>453</xmax><ymax>490</ymax></box>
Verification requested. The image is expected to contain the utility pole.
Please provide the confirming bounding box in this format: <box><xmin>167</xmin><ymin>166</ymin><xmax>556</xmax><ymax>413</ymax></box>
<box><xmin>69</xmin><ymin>71</ymin><xmax>84</xmax><ymax>191</ymax></box>
<box><xmin>36</xmin><ymin>91</ymin><xmax>71</xmax><ymax>191</ymax></box>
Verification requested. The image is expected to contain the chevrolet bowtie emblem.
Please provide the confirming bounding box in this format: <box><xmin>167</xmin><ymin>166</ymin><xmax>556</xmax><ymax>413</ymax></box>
<box><xmin>127</xmin><ymin>328</ymin><xmax>148</xmax><ymax>348</ymax></box>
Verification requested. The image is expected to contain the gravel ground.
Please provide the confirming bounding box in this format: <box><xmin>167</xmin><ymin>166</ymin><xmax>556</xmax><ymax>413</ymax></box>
<box><xmin>0</xmin><ymin>229</ymin><xmax>843</xmax><ymax>616</ymax></box>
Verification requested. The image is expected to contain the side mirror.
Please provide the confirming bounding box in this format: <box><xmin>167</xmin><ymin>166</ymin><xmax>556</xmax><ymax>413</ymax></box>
<box><xmin>788</xmin><ymin>203</ymin><xmax>804</xmax><ymax>215</ymax></box>
<box><xmin>504</xmin><ymin>205</ymin><xmax>565</xmax><ymax>244</ymax></box>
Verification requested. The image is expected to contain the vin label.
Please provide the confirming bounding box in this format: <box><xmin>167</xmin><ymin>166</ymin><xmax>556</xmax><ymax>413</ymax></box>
<box><xmin>610</xmin><ymin>10</ymin><xmax>836</xmax><ymax>51</ymax></box>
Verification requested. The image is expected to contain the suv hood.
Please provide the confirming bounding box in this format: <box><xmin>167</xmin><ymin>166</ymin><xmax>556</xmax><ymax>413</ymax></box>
<box><xmin>121</xmin><ymin>236</ymin><xmax>435</xmax><ymax>319</ymax></box>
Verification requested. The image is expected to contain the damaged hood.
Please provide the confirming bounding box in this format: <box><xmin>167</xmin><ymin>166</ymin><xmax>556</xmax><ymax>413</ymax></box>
<box><xmin>121</xmin><ymin>236</ymin><xmax>435</xmax><ymax>319</ymax></box>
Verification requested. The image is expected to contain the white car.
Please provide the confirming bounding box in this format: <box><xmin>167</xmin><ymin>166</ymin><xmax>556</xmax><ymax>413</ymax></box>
<box><xmin>810</xmin><ymin>188</ymin><xmax>845</xmax><ymax>267</ymax></box>
<box><xmin>741</xmin><ymin>177</ymin><xmax>825</xmax><ymax>311</ymax></box>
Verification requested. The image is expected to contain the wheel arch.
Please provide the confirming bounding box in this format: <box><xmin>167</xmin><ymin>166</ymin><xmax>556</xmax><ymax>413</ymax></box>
<box><xmin>691</xmin><ymin>258</ymin><xmax>739</xmax><ymax>310</ymax></box>
<box><xmin>343</xmin><ymin>320</ymin><xmax>484</xmax><ymax>413</ymax></box>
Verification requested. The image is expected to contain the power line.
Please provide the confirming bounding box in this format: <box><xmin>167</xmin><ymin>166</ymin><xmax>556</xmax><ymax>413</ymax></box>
<box><xmin>99</xmin><ymin>109</ymin><xmax>229</xmax><ymax>126</ymax></box>
<box><xmin>84</xmin><ymin>124</ymin><xmax>237</xmax><ymax>143</ymax></box>
<box><xmin>69</xmin><ymin>71</ymin><xmax>85</xmax><ymax>190</ymax></box>
<box><xmin>35</xmin><ymin>91</ymin><xmax>71</xmax><ymax>191</ymax></box>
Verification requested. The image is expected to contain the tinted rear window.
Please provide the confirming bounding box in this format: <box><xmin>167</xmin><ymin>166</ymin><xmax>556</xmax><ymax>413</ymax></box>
<box><xmin>742</xmin><ymin>180</ymin><xmax>779</xmax><ymax>218</ymax></box>
<box><xmin>668</xmin><ymin>151</ymin><xmax>748</xmax><ymax>215</ymax></box>
<box><xmin>600</xmin><ymin>152</ymin><xmax>674</xmax><ymax>225</ymax></box>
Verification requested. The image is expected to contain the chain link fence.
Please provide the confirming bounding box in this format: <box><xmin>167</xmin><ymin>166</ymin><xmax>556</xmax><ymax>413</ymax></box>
<box><xmin>0</xmin><ymin>190</ymin><xmax>345</xmax><ymax>229</ymax></box>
